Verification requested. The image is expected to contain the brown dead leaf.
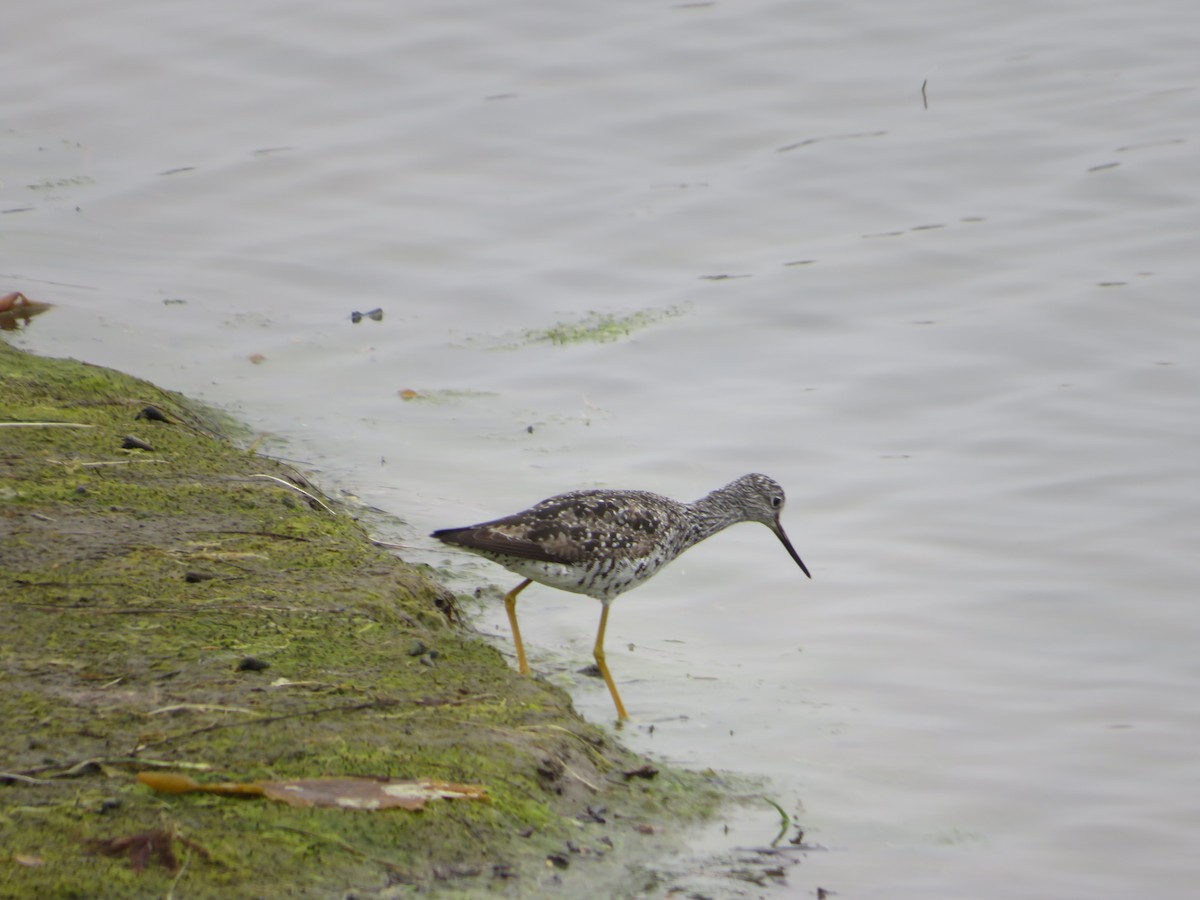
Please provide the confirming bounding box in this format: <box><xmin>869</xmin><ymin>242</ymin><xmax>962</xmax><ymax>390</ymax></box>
<box><xmin>0</xmin><ymin>291</ymin><xmax>28</xmax><ymax>313</ymax></box>
<box><xmin>259</xmin><ymin>777</ymin><xmax>487</xmax><ymax>810</ymax></box>
<box><xmin>88</xmin><ymin>828</ymin><xmax>178</xmax><ymax>874</ymax></box>
<box><xmin>398</xmin><ymin>389</ymin><xmax>420</xmax><ymax>400</ymax></box>
<box><xmin>138</xmin><ymin>771</ymin><xmax>488</xmax><ymax>810</ymax></box>
<box><xmin>0</xmin><ymin>291</ymin><xmax>54</xmax><ymax>330</ymax></box>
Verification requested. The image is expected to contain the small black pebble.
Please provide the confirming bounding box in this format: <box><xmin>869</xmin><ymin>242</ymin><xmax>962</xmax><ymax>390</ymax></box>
<box><xmin>135</xmin><ymin>406</ymin><xmax>169</xmax><ymax>422</ymax></box>
<box><xmin>622</xmin><ymin>764</ymin><xmax>659</xmax><ymax>780</ymax></box>
<box><xmin>121</xmin><ymin>435</ymin><xmax>154</xmax><ymax>451</ymax></box>
<box><xmin>237</xmin><ymin>657</ymin><xmax>270</xmax><ymax>672</ymax></box>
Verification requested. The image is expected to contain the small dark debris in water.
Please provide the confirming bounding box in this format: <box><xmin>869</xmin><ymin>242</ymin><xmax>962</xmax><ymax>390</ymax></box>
<box><xmin>789</xmin><ymin>828</ymin><xmax>806</xmax><ymax>845</ymax></box>
<box><xmin>247</xmin><ymin>353</ymin><xmax>266</xmax><ymax>365</ymax></box>
<box><xmin>817</xmin><ymin>888</ymin><xmax>836</xmax><ymax>899</ymax></box>
<box><xmin>162</xmin><ymin>298</ymin><xmax>187</xmax><ymax>305</ymax></box>
<box><xmin>2</xmin><ymin>206</ymin><xmax>35</xmax><ymax>214</ymax></box>
<box><xmin>350</xmin><ymin>307</ymin><xmax>383</xmax><ymax>323</ymax></box>
<box><xmin>622</xmin><ymin>764</ymin><xmax>659</xmax><ymax>780</ymax></box>
<box><xmin>157</xmin><ymin>167</ymin><xmax>196</xmax><ymax>176</ymax></box>
<box><xmin>910</xmin><ymin>223</ymin><xmax>945</xmax><ymax>231</ymax></box>
<box><xmin>546</xmin><ymin>852</ymin><xmax>570</xmax><ymax>870</ymax></box>
<box><xmin>1098</xmin><ymin>281</ymin><xmax>1127</xmax><ymax>287</ymax></box>
<box><xmin>236</xmin><ymin>656</ymin><xmax>271</xmax><ymax>672</ymax></box>
<box><xmin>484</xmin><ymin>93</ymin><xmax>519</xmax><ymax>101</ymax></box>
<box><xmin>911</xmin><ymin>320</ymin><xmax>936</xmax><ymax>325</ymax></box>
<box><xmin>921</xmin><ymin>78</ymin><xmax>929</xmax><ymax>109</ymax></box>
<box><xmin>783</xmin><ymin>259</ymin><xmax>816</xmax><ymax>267</ymax></box>
<box><xmin>135</xmin><ymin>405</ymin><xmax>170</xmax><ymax>423</ymax></box>
<box><xmin>577</xmin><ymin>805</ymin><xmax>607</xmax><ymax>824</ymax></box>
<box><xmin>1087</xmin><ymin>162</ymin><xmax>1120</xmax><ymax>172</ymax></box>
<box><xmin>578</xmin><ymin>663</ymin><xmax>602</xmax><ymax>679</ymax></box>
<box><xmin>121</xmin><ymin>435</ymin><xmax>154</xmax><ymax>451</ymax></box>
<box><xmin>699</xmin><ymin>273</ymin><xmax>751</xmax><ymax>281</ymax></box>
<box><xmin>526</xmin><ymin>424</ymin><xmax>535</xmax><ymax>434</ymax></box>
<box><xmin>730</xmin><ymin>868</ymin><xmax>769</xmax><ymax>887</ymax></box>
<box><xmin>184</xmin><ymin>571</ymin><xmax>216</xmax><ymax>583</ymax></box>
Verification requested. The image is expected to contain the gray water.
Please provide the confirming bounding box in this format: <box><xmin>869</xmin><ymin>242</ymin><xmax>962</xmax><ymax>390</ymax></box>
<box><xmin>5</xmin><ymin>1</ymin><xmax>1200</xmax><ymax>896</ymax></box>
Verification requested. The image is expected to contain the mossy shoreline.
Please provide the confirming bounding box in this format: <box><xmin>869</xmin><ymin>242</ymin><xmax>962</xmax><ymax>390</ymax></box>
<box><xmin>0</xmin><ymin>341</ymin><xmax>726</xmax><ymax>898</ymax></box>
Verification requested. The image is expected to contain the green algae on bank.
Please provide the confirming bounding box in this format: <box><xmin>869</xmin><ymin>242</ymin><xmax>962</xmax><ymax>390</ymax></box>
<box><xmin>0</xmin><ymin>341</ymin><xmax>724</xmax><ymax>898</ymax></box>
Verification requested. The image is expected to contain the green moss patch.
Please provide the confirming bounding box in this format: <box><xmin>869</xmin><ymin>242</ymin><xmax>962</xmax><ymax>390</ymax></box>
<box><xmin>0</xmin><ymin>342</ymin><xmax>723</xmax><ymax>898</ymax></box>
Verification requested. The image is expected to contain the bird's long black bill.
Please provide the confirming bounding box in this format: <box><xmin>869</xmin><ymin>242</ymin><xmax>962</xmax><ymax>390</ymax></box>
<box><xmin>773</xmin><ymin>521</ymin><xmax>811</xmax><ymax>579</ymax></box>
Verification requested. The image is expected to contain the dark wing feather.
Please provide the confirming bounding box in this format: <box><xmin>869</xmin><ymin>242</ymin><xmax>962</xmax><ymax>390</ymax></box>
<box><xmin>432</xmin><ymin>490</ymin><xmax>672</xmax><ymax>565</ymax></box>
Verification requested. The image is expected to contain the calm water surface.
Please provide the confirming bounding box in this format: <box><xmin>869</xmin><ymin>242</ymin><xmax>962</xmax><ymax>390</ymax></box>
<box><xmin>5</xmin><ymin>1</ymin><xmax>1200</xmax><ymax>896</ymax></box>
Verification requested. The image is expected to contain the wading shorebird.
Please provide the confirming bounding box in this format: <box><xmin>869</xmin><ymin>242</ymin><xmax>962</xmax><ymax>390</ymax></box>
<box><xmin>431</xmin><ymin>473</ymin><xmax>810</xmax><ymax>720</ymax></box>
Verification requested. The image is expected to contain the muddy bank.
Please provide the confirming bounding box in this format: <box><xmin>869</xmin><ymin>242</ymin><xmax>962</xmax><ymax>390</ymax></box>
<box><xmin>0</xmin><ymin>341</ymin><xmax>732</xmax><ymax>898</ymax></box>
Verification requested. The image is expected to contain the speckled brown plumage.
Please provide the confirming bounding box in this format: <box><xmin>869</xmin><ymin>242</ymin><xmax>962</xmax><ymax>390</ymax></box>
<box><xmin>432</xmin><ymin>474</ymin><xmax>810</xmax><ymax>720</ymax></box>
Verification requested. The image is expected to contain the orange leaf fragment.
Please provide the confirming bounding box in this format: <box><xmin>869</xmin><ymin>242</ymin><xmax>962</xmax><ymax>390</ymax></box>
<box><xmin>137</xmin><ymin>771</ymin><xmax>264</xmax><ymax>796</ymax></box>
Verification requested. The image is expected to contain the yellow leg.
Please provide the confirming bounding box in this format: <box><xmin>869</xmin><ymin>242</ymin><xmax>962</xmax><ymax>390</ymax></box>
<box><xmin>504</xmin><ymin>579</ymin><xmax>532</xmax><ymax>675</ymax></box>
<box><xmin>593</xmin><ymin>602</ymin><xmax>629</xmax><ymax>721</ymax></box>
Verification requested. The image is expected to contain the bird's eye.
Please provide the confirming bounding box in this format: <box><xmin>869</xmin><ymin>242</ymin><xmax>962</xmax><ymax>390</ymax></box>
<box><xmin>771</xmin><ymin>496</ymin><xmax>783</xmax><ymax>508</ymax></box>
